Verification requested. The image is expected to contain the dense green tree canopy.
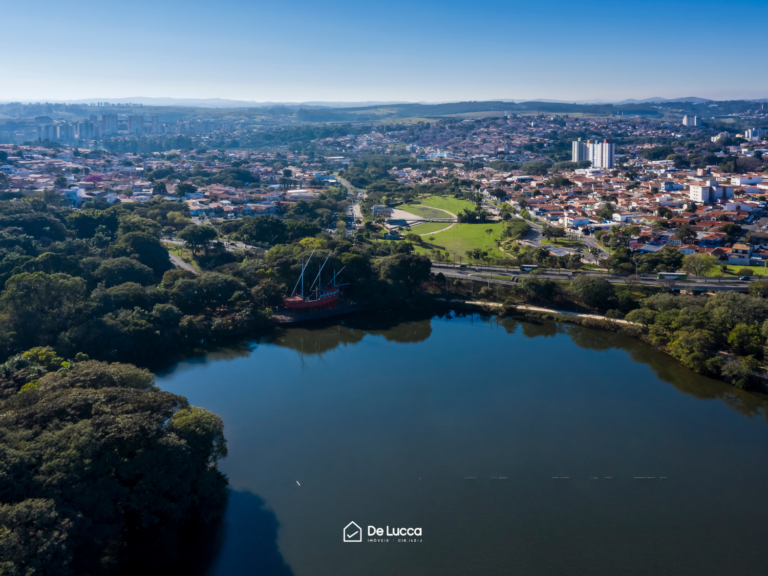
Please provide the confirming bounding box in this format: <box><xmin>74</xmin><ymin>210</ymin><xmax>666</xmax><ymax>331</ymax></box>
<box><xmin>0</xmin><ymin>352</ymin><xmax>228</xmax><ymax>576</ymax></box>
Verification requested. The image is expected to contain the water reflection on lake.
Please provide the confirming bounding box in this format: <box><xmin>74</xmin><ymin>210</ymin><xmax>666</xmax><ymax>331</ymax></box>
<box><xmin>157</xmin><ymin>311</ymin><xmax>768</xmax><ymax>576</ymax></box>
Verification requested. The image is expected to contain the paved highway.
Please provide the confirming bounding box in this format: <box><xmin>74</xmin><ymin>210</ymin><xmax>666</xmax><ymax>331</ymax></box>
<box><xmin>431</xmin><ymin>263</ymin><xmax>751</xmax><ymax>292</ymax></box>
<box><xmin>335</xmin><ymin>174</ymin><xmax>365</xmax><ymax>232</ymax></box>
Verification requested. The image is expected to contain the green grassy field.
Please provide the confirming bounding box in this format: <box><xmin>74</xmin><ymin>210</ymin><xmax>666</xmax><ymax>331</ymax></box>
<box><xmin>398</xmin><ymin>204</ymin><xmax>454</xmax><ymax>219</ymax></box>
<box><xmin>409</xmin><ymin>221</ymin><xmax>454</xmax><ymax>235</ymax></box>
<box><xmin>704</xmin><ymin>264</ymin><xmax>768</xmax><ymax>278</ymax></box>
<box><xmin>413</xmin><ymin>222</ymin><xmax>508</xmax><ymax>260</ymax></box>
<box><xmin>416</xmin><ymin>195</ymin><xmax>476</xmax><ymax>215</ymax></box>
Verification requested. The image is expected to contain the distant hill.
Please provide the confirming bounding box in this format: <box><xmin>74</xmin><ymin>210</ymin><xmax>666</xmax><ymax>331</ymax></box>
<box><xmin>44</xmin><ymin>97</ymin><xmax>412</xmax><ymax>109</ymax></box>
<box><xmin>4</xmin><ymin>96</ymin><xmax>764</xmax><ymax>108</ymax></box>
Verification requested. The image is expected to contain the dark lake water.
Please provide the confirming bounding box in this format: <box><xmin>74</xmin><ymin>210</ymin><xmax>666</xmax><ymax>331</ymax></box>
<box><xmin>156</xmin><ymin>311</ymin><xmax>768</xmax><ymax>576</ymax></box>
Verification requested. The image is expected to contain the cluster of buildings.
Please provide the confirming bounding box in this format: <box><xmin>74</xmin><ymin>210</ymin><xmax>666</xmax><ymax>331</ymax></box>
<box><xmin>32</xmin><ymin>114</ymin><xmax>232</xmax><ymax>142</ymax></box>
<box><xmin>571</xmin><ymin>138</ymin><xmax>615</xmax><ymax>168</ymax></box>
<box><xmin>471</xmin><ymin>162</ymin><xmax>768</xmax><ymax>266</ymax></box>
<box><xmin>0</xmin><ymin>143</ymin><xmax>337</xmax><ymax>220</ymax></box>
<box><xmin>4</xmin><ymin>107</ymin><xmax>768</xmax><ymax>265</ymax></box>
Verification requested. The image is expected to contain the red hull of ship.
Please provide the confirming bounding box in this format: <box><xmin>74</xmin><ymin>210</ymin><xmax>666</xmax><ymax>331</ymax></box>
<box><xmin>282</xmin><ymin>289</ymin><xmax>340</xmax><ymax>311</ymax></box>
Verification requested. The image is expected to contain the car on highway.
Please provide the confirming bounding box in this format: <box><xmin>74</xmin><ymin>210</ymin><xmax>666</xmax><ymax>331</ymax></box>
<box><xmin>740</xmin><ymin>276</ymin><xmax>752</xmax><ymax>281</ymax></box>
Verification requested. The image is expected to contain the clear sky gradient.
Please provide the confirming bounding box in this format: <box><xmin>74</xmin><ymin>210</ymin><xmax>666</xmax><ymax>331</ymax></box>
<box><xmin>3</xmin><ymin>0</ymin><xmax>767</xmax><ymax>103</ymax></box>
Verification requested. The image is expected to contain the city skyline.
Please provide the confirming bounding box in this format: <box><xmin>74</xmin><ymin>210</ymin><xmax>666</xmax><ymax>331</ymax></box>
<box><xmin>4</xmin><ymin>0</ymin><xmax>768</xmax><ymax>103</ymax></box>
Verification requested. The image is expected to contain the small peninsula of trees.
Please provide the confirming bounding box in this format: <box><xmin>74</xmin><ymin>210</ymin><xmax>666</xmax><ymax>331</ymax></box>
<box><xmin>0</xmin><ymin>348</ymin><xmax>228</xmax><ymax>575</ymax></box>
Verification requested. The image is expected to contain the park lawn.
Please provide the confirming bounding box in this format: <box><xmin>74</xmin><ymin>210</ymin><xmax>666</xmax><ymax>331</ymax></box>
<box><xmin>398</xmin><ymin>204</ymin><xmax>454</xmax><ymax>219</ymax></box>
<box><xmin>704</xmin><ymin>264</ymin><xmax>768</xmax><ymax>278</ymax></box>
<box><xmin>416</xmin><ymin>195</ymin><xmax>476</xmax><ymax>216</ymax></box>
<box><xmin>413</xmin><ymin>222</ymin><xmax>508</xmax><ymax>261</ymax></box>
<box><xmin>409</xmin><ymin>221</ymin><xmax>454</xmax><ymax>235</ymax></box>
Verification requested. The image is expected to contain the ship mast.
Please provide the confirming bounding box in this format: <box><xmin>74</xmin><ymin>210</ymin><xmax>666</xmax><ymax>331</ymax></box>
<box><xmin>290</xmin><ymin>246</ymin><xmax>316</xmax><ymax>298</ymax></box>
<box><xmin>331</xmin><ymin>267</ymin><xmax>345</xmax><ymax>286</ymax></box>
<box><xmin>309</xmin><ymin>253</ymin><xmax>331</xmax><ymax>296</ymax></box>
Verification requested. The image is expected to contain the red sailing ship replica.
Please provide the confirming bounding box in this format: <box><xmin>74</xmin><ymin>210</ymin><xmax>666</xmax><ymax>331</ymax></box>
<box><xmin>282</xmin><ymin>247</ymin><xmax>346</xmax><ymax>312</ymax></box>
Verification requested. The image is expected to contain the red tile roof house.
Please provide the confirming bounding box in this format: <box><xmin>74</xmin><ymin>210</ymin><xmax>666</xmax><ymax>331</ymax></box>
<box><xmin>726</xmin><ymin>243</ymin><xmax>753</xmax><ymax>265</ymax></box>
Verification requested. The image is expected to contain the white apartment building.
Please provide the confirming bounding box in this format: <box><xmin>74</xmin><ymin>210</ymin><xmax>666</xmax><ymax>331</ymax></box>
<box><xmin>75</xmin><ymin>121</ymin><xmax>94</xmax><ymax>140</ymax></box>
<box><xmin>102</xmin><ymin>114</ymin><xmax>118</xmax><ymax>135</ymax></box>
<box><xmin>36</xmin><ymin>124</ymin><xmax>57</xmax><ymax>140</ymax></box>
<box><xmin>151</xmin><ymin>115</ymin><xmax>162</xmax><ymax>134</ymax></box>
<box><xmin>731</xmin><ymin>174</ymin><xmax>762</xmax><ymax>186</ymax></box>
<box><xmin>682</xmin><ymin>115</ymin><xmax>698</xmax><ymax>127</ymax></box>
<box><xmin>589</xmin><ymin>139</ymin><xmax>615</xmax><ymax>169</ymax></box>
<box><xmin>689</xmin><ymin>181</ymin><xmax>735</xmax><ymax>202</ymax></box>
<box><xmin>572</xmin><ymin>139</ymin><xmax>614</xmax><ymax>168</ymax></box>
<box><xmin>571</xmin><ymin>138</ymin><xmax>588</xmax><ymax>162</ymax></box>
<box><xmin>128</xmin><ymin>115</ymin><xmax>144</xmax><ymax>135</ymax></box>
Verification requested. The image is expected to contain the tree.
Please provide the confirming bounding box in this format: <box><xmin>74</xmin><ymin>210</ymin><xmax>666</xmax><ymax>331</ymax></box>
<box><xmin>111</xmin><ymin>231</ymin><xmax>172</xmax><ymax>275</ymax></box>
<box><xmin>520</xmin><ymin>160</ymin><xmax>552</xmax><ymax>176</ymax></box>
<box><xmin>547</xmin><ymin>174</ymin><xmax>573</xmax><ymax>188</ymax></box>
<box><xmin>519</xmin><ymin>277</ymin><xmax>557</xmax><ymax>302</ymax></box>
<box><xmin>0</xmin><ymin>272</ymin><xmax>88</xmax><ymax>349</ymax></box>
<box><xmin>178</xmin><ymin>224</ymin><xmax>218</xmax><ymax>255</ymax></box>
<box><xmin>668</xmin><ymin>328</ymin><xmax>718</xmax><ymax>372</ymax></box>
<box><xmin>681</xmin><ymin>253</ymin><xmax>718</xmax><ymax>277</ymax></box>
<box><xmin>570</xmin><ymin>275</ymin><xmax>615</xmax><ymax>309</ymax></box>
<box><xmin>94</xmin><ymin>257</ymin><xmax>154</xmax><ymax>287</ymax></box>
<box><xmin>152</xmin><ymin>181</ymin><xmax>167</xmax><ymax>195</ymax></box>
<box><xmin>542</xmin><ymin>225</ymin><xmax>566</xmax><ymax>241</ymax></box>
<box><xmin>748</xmin><ymin>280</ymin><xmax>768</xmax><ymax>297</ymax></box>
<box><xmin>67</xmin><ymin>209</ymin><xmax>119</xmax><ymax>239</ymax></box>
<box><xmin>625</xmin><ymin>308</ymin><xmax>658</xmax><ymax>326</ymax></box>
<box><xmin>166</xmin><ymin>210</ymin><xmax>192</xmax><ymax>230</ymax></box>
<box><xmin>285</xmin><ymin>219</ymin><xmax>320</xmax><ymax>241</ymax></box>
<box><xmin>0</xmin><ymin>173</ymin><xmax>9</xmax><ymax>191</ymax></box>
<box><xmin>378</xmin><ymin>254</ymin><xmax>431</xmax><ymax>296</ymax></box>
<box><xmin>118</xmin><ymin>214</ymin><xmax>162</xmax><ymax>238</ymax></box>
<box><xmin>174</xmin><ymin>182</ymin><xmax>197</xmax><ymax>197</ymax></box>
<box><xmin>238</xmin><ymin>215</ymin><xmax>287</xmax><ymax>244</ymax></box>
<box><xmin>721</xmin><ymin>356</ymin><xmax>760</xmax><ymax>388</ymax></box>
<box><xmin>675</xmin><ymin>223</ymin><xmax>694</xmax><ymax>242</ymax></box>
<box><xmin>640</xmin><ymin>145</ymin><xmax>675</xmax><ymax>161</ymax></box>
<box><xmin>727</xmin><ymin>323</ymin><xmax>763</xmax><ymax>355</ymax></box>
<box><xmin>53</xmin><ymin>175</ymin><xmax>68</xmax><ymax>188</ymax></box>
<box><xmin>490</xmin><ymin>188</ymin><xmax>506</xmax><ymax>201</ymax></box>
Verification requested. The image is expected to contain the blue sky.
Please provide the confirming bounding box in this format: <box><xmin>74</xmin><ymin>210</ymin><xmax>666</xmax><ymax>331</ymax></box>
<box><xmin>3</xmin><ymin>0</ymin><xmax>767</xmax><ymax>103</ymax></box>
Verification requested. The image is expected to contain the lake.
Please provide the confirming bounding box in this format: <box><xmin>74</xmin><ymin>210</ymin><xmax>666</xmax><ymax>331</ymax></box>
<box><xmin>156</xmin><ymin>311</ymin><xmax>768</xmax><ymax>576</ymax></box>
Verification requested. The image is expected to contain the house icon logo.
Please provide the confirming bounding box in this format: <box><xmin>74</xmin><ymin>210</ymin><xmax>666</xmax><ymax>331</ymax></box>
<box><xmin>343</xmin><ymin>521</ymin><xmax>362</xmax><ymax>542</ymax></box>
